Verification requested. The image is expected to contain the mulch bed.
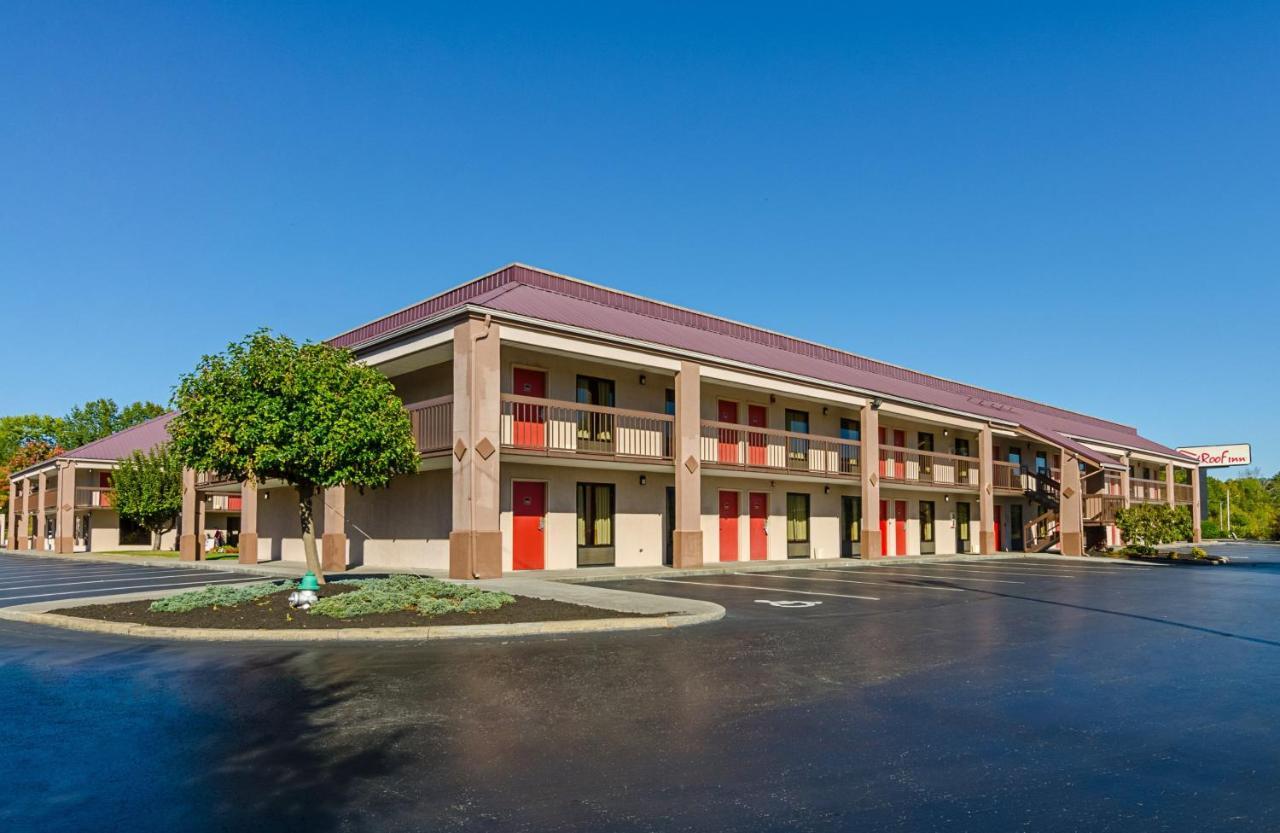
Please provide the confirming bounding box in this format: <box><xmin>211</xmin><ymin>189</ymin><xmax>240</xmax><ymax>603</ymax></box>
<box><xmin>53</xmin><ymin>584</ymin><xmax>658</xmax><ymax>629</ymax></box>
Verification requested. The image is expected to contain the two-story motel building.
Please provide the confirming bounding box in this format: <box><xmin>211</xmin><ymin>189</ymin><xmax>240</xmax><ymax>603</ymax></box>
<box><xmin>6</xmin><ymin>264</ymin><xmax>1200</xmax><ymax>574</ymax></box>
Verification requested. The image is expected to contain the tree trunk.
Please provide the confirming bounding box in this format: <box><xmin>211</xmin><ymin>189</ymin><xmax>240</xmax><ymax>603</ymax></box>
<box><xmin>152</xmin><ymin>530</ymin><xmax>161</xmax><ymax>551</ymax></box>
<box><xmin>295</xmin><ymin>482</ymin><xmax>326</xmax><ymax>584</ymax></box>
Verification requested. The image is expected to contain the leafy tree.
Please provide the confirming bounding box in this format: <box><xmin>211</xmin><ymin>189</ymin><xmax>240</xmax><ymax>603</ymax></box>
<box><xmin>0</xmin><ymin>414</ymin><xmax>61</xmax><ymax>463</ymax></box>
<box><xmin>167</xmin><ymin>331</ymin><xmax>418</xmax><ymax>582</ymax></box>
<box><xmin>109</xmin><ymin>446</ymin><xmax>183</xmax><ymax>550</ymax></box>
<box><xmin>55</xmin><ymin>398</ymin><xmax>167</xmax><ymax>450</ymax></box>
<box><xmin>1115</xmin><ymin>504</ymin><xmax>1193</xmax><ymax>550</ymax></box>
<box><xmin>0</xmin><ymin>439</ymin><xmax>64</xmax><ymax>514</ymax></box>
<box><xmin>1204</xmin><ymin>475</ymin><xmax>1279</xmax><ymax>540</ymax></box>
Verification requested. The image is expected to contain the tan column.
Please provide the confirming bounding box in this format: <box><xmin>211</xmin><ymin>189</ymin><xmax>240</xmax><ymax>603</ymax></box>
<box><xmin>1165</xmin><ymin>461</ymin><xmax>1176</xmax><ymax>509</ymax></box>
<box><xmin>1191</xmin><ymin>468</ymin><xmax>1202</xmax><ymax>543</ymax></box>
<box><xmin>55</xmin><ymin>462</ymin><xmax>75</xmax><ymax>553</ymax></box>
<box><xmin>978</xmin><ymin>425</ymin><xmax>996</xmax><ymax>554</ymax></box>
<box><xmin>449</xmin><ymin>317</ymin><xmax>503</xmax><ymax>579</ymax></box>
<box><xmin>35</xmin><ymin>472</ymin><xmax>47</xmax><ymax>550</ymax></box>
<box><xmin>859</xmin><ymin>401</ymin><xmax>881</xmax><ymax>558</ymax></box>
<box><xmin>672</xmin><ymin>361</ymin><xmax>704</xmax><ymax>568</ymax></box>
<box><xmin>322</xmin><ymin>485</ymin><xmax>347</xmax><ymax>572</ymax></box>
<box><xmin>1120</xmin><ymin>456</ymin><xmax>1132</xmax><ymax>510</ymax></box>
<box><xmin>1059</xmin><ymin>453</ymin><xmax>1083</xmax><ymax>556</ymax></box>
<box><xmin>6</xmin><ymin>479</ymin><xmax>16</xmax><ymax>549</ymax></box>
<box><xmin>238</xmin><ymin>481</ymin><xmax>259</xmax><ymax>564</ymax></box>
<box><xmin>179</xmin><ymin>468</ymin><xmax>201</xmax><ymax>561</ymax></box>
<box><xmin>21</xmin><ymin>477</ymin><xmax>31</xmax><ymax>549</ymax></box>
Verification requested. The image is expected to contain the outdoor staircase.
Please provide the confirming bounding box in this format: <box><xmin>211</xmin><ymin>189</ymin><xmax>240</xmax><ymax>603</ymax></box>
<box><xmin>1024</xmin><ymin>509</ymin><xmax>1061</xmax><ymax>553</ymax></box>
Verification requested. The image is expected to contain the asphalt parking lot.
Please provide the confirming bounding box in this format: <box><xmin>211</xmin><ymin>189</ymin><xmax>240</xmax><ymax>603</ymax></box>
<box><xmin>4</xmin><ymin>543</ymin><xmax>1280</xmax><ymax>833</ymax></box>
<box><xmin>0</xmin><ymin>551</ymin><xmax>262</xmax><ymax>608</ymax></box>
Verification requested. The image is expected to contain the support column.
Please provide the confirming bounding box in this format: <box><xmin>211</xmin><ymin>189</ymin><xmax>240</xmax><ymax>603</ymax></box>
<box><xmin>978</xmin><ymin>425</ymin><xmax>996</xmax><ymax>555</ymax></box>
<box><xmin>1059</xmin><ymin>453</ymin><xmax>1083</xmax><ymax>556</ymax></box>
<box><xmin>672</xmin><ymin>361</ymin><xmax>703</xmax><ymax>568</ymax></box>
<box><xmin>859</xmin><ymin>401</ymin><xmax>881</xmax><ymax>558</ymax></box>
<box><xmin>1165</xmin><ymin>461</ymin><xmax>1176</xmax><ymax>509</ymax></box>
<box><xmin>179</xmin><ymin>468</ymin><xmax>201</xmax><ymax>561</ymax></box>
<box><xmin>6</xmin><ymin>478</ymin><xmax>16</xmax><ymax>549</ymax></box>
<box><xmin>21</xmin><ymin>477</ymin><xmax>31</xmax><ymax>550</ymax></box>
<box><xmin>1191</xmin><ymin>467</ymin><xmax>1202</xmax><ymax>543</ymax></box>
<box><xmin>1120</xmin><ymin>456</ymin><xmax>1132</xmax><ymax>510</ymax></box>
<box><xmin>449</xmin><ymin>317</ymin><xmax>503</xmax><ymax>579</ymax></box>
<box><xmin>238</xmin><ymin>481</ymin><xmax>259</xmax><ymax>565</ymax></box>
<box><xmin>322</xmin><ymin>485</ymin><xmax>347</xmax><ymax>572</ymax></box>
<box><xmin>35</xmin><ymin>472</ymin><xmax>47</xmax><ymax>550</ymax></box>
<box><xmin>55</xmin><ymin>462</ymin><xmax>75</xmax><ymax>553</ymax></box>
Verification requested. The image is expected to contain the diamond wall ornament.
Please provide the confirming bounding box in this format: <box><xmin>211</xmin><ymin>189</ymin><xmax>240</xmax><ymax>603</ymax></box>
<box><xmin>985</xmin><ymin>483</ymin><xmax>992</xmax><ymax>495</ymax></box>
<box><xmin>454</xmin><ymin>439</ymin><xmax>468</xmax><ymax>460</ymax></box>
<box><xmin>684</xmin><ymin>455</ymin><xmax>699</xmax><ymax>474</ymax></box>
<box><xmin>475</xmin><ymin>437</ymin><xmax>496</xmax><ymax>459</ymax></box>
<box><xmin>1062</xmin><ymin>486</ymin><xmax>1075</xmax><ymax>499</ymax></box>
<box><xmin>869</xmin><ymin>472</ymin><xmax>878</xmax><ymax>487</ymax></box>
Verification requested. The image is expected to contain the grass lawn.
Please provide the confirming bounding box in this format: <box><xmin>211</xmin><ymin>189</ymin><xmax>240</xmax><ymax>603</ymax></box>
<box><xmin>97</xmin><ymin>549</ymin><xmax>241</xmax><ymax>561</ymax></box>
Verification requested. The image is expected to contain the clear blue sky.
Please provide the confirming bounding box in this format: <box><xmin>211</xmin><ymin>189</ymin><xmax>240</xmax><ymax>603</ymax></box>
<box><xmin>2</xmin><ymin>2</ymin><xmax>1276</xmax><ymax>474</ymax></box>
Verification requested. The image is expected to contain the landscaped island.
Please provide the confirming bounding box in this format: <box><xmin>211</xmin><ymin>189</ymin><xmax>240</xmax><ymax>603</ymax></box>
<box><xmin>54</xmin><ymin>575</ymin><xmax>650</xmax><ymax>629</ymax></box>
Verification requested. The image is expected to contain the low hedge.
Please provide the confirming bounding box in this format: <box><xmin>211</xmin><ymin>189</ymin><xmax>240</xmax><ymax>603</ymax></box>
<box><xmin>309</xmin><ymin>575</ymin><xmax>516</xmax><ymax>619</ymax></box>
<box><xmin>149</xmin><ymin>582</ymin><xmax>284</xmax><ymax>612</ymax></box>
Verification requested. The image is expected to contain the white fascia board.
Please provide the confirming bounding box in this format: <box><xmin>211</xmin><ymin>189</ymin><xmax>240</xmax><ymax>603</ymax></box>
<box><xmin>1068</xmin><ymin>435</ymin><xmax>1197</xmax><ymax>467</ymax></box>
<box><xmin>701</xmin><ymin>365</ymin><xmax>865</xmax><ymax>408</ymax></box>
<box><xmin>500</xmin><ymin>324</ymin><xmax>681</xmax><ymax>372</ymax></box>
<box><xmin>878</xmin><ymin>401</ymin><xmax>985</xmax><ymax>432</ymax></box>
<box><xmin>357</xmin><ymin>327</ymin><xmax>454</xmax><ymax>368</ymax></box>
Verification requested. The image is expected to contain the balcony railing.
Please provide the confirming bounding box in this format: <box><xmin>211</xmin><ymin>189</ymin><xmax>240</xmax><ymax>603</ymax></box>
<box><xmin>1084</xmin><ymin>493</ymin><xmax>1125</xmax><ymax>524</ymax></box>
<box><xmin>879</xmin><ymin>446</ymin><xmax>979</xmax><ymax>489</ymax></box>
<box><xmin>76</xmin><ymin>486</ymin><xmax>112</xmax><ymax>508</ymax></box>
<box><xmin>700</xmin><ymin>421</ymin><xmax>859</xmax><ymax>478</ymax></box>
<box><xmin>501</xmin><ymin>395</ymin><xmax>673</xmax><ymax>461</ymax></box>
<box><xmin>1173</xmin><ymin>483</ymin><xmax>1194</xmax><ymax>504</ymax></box>
<box><xmin>992</xmin><ymin>460</ymin><xmax>1022</xmax><ymax>492</ymax></box>
<box><xmin>406</xmin><ymin>395</ymin><xmax>453</xmax><ymax>455</ymax></box>
<box><xmin>195</xmin><ymin>471</ymin><xmax>238</xmax><ymax>488</ymax></box>
<box><xmin>1130</xmin><ymin>478</ymin><xmax>1167</xmax><ymax>504</ymax></box>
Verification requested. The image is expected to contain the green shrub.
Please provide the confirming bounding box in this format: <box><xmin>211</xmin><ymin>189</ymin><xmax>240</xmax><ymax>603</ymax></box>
<box><xmin>1115</xmin><ymin>504</ymin><xmax>1193</xmax><ymax>548</ymax></box>
<box><xmin>1191</xmin><ymin>546</ymin><xmax>1208</xmax><ymax>559</ymax></box>
<box><xmin>308</xmin><ymin>575</ymin><xmax>516</xmax><ymax>620</ymax></box>
<box><xmin>149</xmin><ymin>582</ymin><xmax>283</xmax><ymax>612</ymax></box>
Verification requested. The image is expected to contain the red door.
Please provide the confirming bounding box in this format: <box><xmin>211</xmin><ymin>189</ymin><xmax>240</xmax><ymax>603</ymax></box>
<box><xmin>747</xmin><ymin>405</ymin><xmax>767</xmax><ymax>466</ymax></box>
<box><xmin>717</xmin><ymin>400</ymin><xmax>739</xmax><ymax>464</ymax></box>
<box><xmin>749</xmin><ymin>492</ymin><xmax>768</xmax><ymax>560</ymax></box>
<box><xmin>879</xmin><ymin>499</ymin><xmax>889</xmax><ymax>556</ymax></box>
<box><xmin>893</xmin><ymin>430</ymin><xmax>906</xmax><ymax>480</ymax></box>
<box><xmin>512</xmin><ymin>481</ymin><xmax>546</xmax><ymax>570</ymax></box>
<box><xmin>100</xmin><ymin>471</ymin><xmax>112</xmax><ymax>507</ymax></box>
<box><xmin>993</xmin><ymin>506</ymin><xmax>1002</xmax><ymax>552</ymax></box>
<box><xmin>719</xmin><ymin>491</ymin><xmax>739</xmax><ymax>561</ymax></box>
<box><xmin>894</xmin><ymin>501</ymin><xmax>907</xmax><ymax>556</ymax></box>
<box><xmin>511</xmin><ymin>368</ymin><xmax>547</xmax><ymax>449</ymax></box>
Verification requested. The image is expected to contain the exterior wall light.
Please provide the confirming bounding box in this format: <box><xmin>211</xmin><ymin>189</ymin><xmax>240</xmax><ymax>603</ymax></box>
<box><xmin>871</xmin><ymin>398</ymin><xmax>883</xmax><ymax>410</ymax></box>
<box><xmin>639</xmin><ymin>475</ymin><xmax>647</xmax><ymax>486</ymax></box>
<box><xmin>639</xmin><ymin>374</ymin><xmax>647</xmax><ymax>385</ymax></box>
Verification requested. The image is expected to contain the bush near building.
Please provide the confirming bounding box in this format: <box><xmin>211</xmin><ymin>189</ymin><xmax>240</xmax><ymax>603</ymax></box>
<box><xmin>1114</xmin><ymin>504</ymin><xmax>1194</xmax><ymax>553</ymax></box>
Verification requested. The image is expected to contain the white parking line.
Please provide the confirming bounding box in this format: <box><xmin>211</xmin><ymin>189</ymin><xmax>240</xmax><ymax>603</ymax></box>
<box><xmin>844</xmin><ymin>570</ymin><xmax>1024</xmax><ymax>584</ymax></box>
<box><xmin>0</xmin><ymin>568</ymin><xmax>198</xmax><ymax>585</ymax></box>
<box><xmin>745</xmin><ymin>571</ymin><xmax>965</xmax><ymax>592</ymax></box>
<box><xmin>989</xmin><ymin>560</ymin><xmax>1151</xmax><ymax>572</ymax></box>
<box><xmin>646</xmin><ymin>577</ymin><xmax>879</xmax><ymax>601</ymax></box>
<box><xmin>0</xmin><ymin>576</ymin><xmax>266</xmax><ymax>603</ymax></box>
<box><xmin>0</xmin><ymin>572</ymin><xmax>242</xmax><ymax>592</ymax></box>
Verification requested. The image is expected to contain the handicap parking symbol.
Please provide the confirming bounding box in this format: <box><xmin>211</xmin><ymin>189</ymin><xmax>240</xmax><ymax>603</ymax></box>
<box><xmin>754</xmin><ymin>599</ymin><xmax>823</xmax><ymax>609</ymax></box>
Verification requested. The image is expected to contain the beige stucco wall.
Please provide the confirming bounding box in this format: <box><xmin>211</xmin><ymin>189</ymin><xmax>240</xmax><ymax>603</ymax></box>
<box><xmin>500</xmin><ymin>345</ymin><xmax>674</xmax><ymax>412</ymax></box>
<box><xmin>388</xmin><ymin>362</ymin><xmax>453</xmax><ymax>404</ymax></box>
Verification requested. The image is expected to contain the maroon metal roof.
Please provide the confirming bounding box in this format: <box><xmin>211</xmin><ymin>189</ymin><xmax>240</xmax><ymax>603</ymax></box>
<box><xmin>331</xmin><ymin>265</ymin><xmax>1184</xmax><ymax>463</ymax></box>
<box><xmin>10</xmin><ymin>412</ymin><xmax>178</xmax><ymax>478</ymax></box>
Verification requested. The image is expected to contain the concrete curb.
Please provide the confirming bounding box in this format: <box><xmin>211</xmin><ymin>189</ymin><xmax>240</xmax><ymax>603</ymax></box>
<box><xmin>0</xmin><ymin>605</ymin><xmax>724</xmax><ymax>642</ymax></box>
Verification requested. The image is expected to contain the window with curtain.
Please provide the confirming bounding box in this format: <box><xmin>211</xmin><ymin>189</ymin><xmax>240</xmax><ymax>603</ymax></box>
<box><xmin>786</xmin><ymin>493</ymin><xmax>810</xmax><ymax>543</ymax></box>
<box><xmin>575</xmin><ymin>376</ymin><xmax>616</xmax><ymax>451</ymax></box>
<box><xmin>785</xmin><ymin>409</ymin><xmax>809</xmax><ymax>470</ymax></box>
<box><xmin>576</xmin><ymin>482</ymin><xmax>616</xmax><ymax>566</ymax></box>
<box><xmin>956</xmin><ymin>502</ymin><xmax>971</xmax><ymax>550</ymax></box>
<box><xmin>920</xmin><ymin>501</ymin><xmax>935</xmax><ymax>543</ymax></box>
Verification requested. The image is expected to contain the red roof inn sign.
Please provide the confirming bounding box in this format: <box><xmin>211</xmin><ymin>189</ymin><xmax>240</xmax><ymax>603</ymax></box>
<box><xmin>1177</xmin><ymin>443</ymin><xmax>1252</xmax><ymax>468</ymax></box>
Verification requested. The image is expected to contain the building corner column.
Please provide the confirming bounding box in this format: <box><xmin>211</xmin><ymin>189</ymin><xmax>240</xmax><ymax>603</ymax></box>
<box><xmin>55</xmin><ymin>463</ymin><xmax>75</xmax><ymax>553</ymax></box>
<box><xmin>1120</xmin><ymin>456</ymin><xmax>1132</xmax><ymax>511</ymax></box>
<box><xmin>322</xmin><ymin>485</ymin><xmax>348</xmax><ymax>572</ymax></box>
<box><xmin>672</xmin><ymin>361</ymin><xmax>704</xmax><ymax>568</ymax></box>
<box><xmin>859</xmin><ymin>401</ymin><xmax>882</xmax><ymax>558</ymax></box>
<box><xmin>1190</xmin><ymin>467</ymin><xmax>1202</xmax><ymax>543</ymax></box>
<box><xmin>21</xmin><ymin>477</ymin><xmax>31</xmax><ymax>550</ymax></box>
<box><xmin>6</xmin><ymin>478</ymin><xmax>17</xmax><ymax>550</ymax></box>
<box><xmin>1059</xmin><ymin>454</ymin><xmax>1084</xmax><ymax>556</ymax></box>
<box><xmin>238</xmin><ymin>480</ymin><xmax>259</xmax><ymax>564</ymax></box>
<box><xmin>1165</xmin><ymin>461</ymin><xmax>1176</xmax><ymax>509</ymax></box>
<box><xmin>450</xmin><ymin>317</ymin><xmax>503</xmax><ymax>579</ymax></box>
<box><xmin>35</xmin><ymin>472</ymin><xmax>47</xmax><ymax>551</ymax></box>
<box><xmin>179</xmin><ymin>468</ymin><xmax>202</xmax><ymax>561</ymax></box>
<box><xmin>978</xmin><ymin>425</ymin><xmax>996</xmax><ymax>554</ymax></box>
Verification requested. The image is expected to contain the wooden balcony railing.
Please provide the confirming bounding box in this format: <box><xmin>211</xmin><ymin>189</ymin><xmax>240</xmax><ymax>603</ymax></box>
<box><xmin>76</xmin><ymin>486</ymin><xmax>112</xmax><ymax>508</ymax></box>
<box><xmin>501</xmin><ymin>395</ymin><xmax>673</xmax><ymax>461</ymax></box>
<box><xmin>1130</xmin><ymin>478</ymin><xmax>1167</xmax><ymax>503</ymax></box>
<box><xmin>992</xmin><ymin>460</ymin><xmax>1023</xmax><ymax>492</ymax></box>
<box><xmin>1173</xmin><ymin>483</ymin><xmax>1194</xmax><ymax>504</ymax></box>
<box><xmin>406</xmin><ymin>395</ymin><xmax>453</xmax><ymax>455</ymax></box>
<box><xmin>700</xmin><ymin>421</ymin><xmax>859</xmax><ymax>478</ymax></box>
<box><xmin>878</xmin><ymin>446</ymin><xmax>979</xmax><ymax>489</ymax></box>
<box><xmin>1085</xmin><ymin>494</ymin><xmax>1125</xmax><ymax>524</ymax></box>
<box><xmin>195</xmin><ymin>471</ymin><xmax>238</xmax><ymax>488</ymax></box>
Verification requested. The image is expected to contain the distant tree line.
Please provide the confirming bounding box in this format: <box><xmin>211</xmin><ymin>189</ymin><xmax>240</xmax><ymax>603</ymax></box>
<box><xmin>1203</xmin><ymin>469</ymin><xmax>1280</xmax><ymax>540</ymax></box>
